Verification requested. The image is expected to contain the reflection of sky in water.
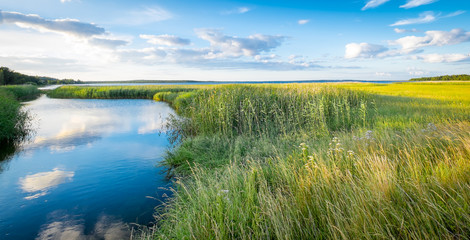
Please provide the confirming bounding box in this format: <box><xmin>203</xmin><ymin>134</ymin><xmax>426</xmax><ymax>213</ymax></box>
<box><xmin>19</xmin><ymin>168</ymin><xmax>74</xmax><ymax>200</ymax></box>
<box><xmin>22</xmin><ymin>95</ymin><xmax>173</xmax><ymax>153</ymax></box>
<box><xmin>37</xmin><ymin>214</ymin><xmax>129</xmax><ymax>240</ymax></box>
<box><xmin>0</xmin><ymin>96</ymin><xmax>174</xmax><ymax>239</ymax></box>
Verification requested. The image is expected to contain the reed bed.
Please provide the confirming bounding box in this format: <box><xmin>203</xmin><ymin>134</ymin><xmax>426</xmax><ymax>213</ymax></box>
<box><xmin>156</xmin><ymin>123</ymin><xmax>470</xmax><ymax>239</ymax></box>
<box><xmin>47</xmin><ymin>85</ymin><xmax>200</xmax><ymax>99</ymax></box>
<box><xmin>0</xmin><ymin>85</ymin><xmax>38</xmax><ymax>144</ymax></box>
<box><xmin>152</xmin><ymin>83</ymin><xmax>470</xmax><ymax>239</ymax></box>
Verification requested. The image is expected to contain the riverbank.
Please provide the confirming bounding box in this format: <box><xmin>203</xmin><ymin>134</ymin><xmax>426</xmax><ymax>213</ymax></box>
<box><xmin>0</xmin><ymin>85</ymin><xmax>40</xmax><ymax>146</ymax></box>
<box><xmin>48</xmin><ymin>82</ymin><xmax>470</xmax><ymax>239</ymax></box>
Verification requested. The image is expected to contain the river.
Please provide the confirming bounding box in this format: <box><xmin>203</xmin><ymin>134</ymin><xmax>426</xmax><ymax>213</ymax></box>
<box><xmin>0</xmin><ymin>95</ymin><xmax>173</xmax><ymax>239</ymax></box>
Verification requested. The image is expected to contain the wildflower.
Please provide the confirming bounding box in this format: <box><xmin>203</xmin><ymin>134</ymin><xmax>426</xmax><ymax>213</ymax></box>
<box><xmin>364</xmin><ymin>130</ymin><xmax>373</xmax><ymax>140</ymax></box>
<box><xmin>427</xmin><ymin>123</ymin><xmax>437</xmax><ymax>131</ymax></box>
<box><xmin>347</xmin><ymin>150</ymin><xmax>355</xmax><ymax>156</ymax></box>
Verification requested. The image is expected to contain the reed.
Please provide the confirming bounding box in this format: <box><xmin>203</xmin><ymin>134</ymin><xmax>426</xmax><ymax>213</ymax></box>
<box><xmin>150</xmin><ymin>83</ymin><xmax>470</xmax><ymax>239</ymax></box>
<box><xmin>0</xmin><ymin>85</ymin><xmax>38</xmax><ymax>144</ymax></box>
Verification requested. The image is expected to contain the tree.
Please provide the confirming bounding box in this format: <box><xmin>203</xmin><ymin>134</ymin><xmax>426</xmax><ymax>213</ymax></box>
<box><xmin>0</xmin><ymin>69</ymin><xmax>4</xmax><ymax>85</ymax></box>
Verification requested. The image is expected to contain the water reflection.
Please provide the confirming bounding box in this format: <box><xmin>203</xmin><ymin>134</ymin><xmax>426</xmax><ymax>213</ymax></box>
<box><xmin>37</xmin><ymin>214</ymin><xmax>129</xmax><ymax>240</ymax></box>
<box><xmin>19</xmin><ymin>168</ymin><xmax>74</xmax><ymax>200</ymax></box>
<box><xmin>22</xmin><ymin>96</ymin><xmax>171</xmax><ymax>153</ymax></box>
<box><xmin>0</xmin><ymin>143</ymin><xmax>17</xmax><ymax>173</ymax></box>
<box><xmin>0</xmin><ymin>97</ymin><xmax>173</xmax><ymax>239</ymax></box>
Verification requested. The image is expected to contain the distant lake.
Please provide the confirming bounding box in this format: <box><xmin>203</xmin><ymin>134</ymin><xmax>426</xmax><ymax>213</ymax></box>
<box><xmin>0</xmin><ymin>96</ymin><xmax>173</xmax><ymax>239</ymax></box>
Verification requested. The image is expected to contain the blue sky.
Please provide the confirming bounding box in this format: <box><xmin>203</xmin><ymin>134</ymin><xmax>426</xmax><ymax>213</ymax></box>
<box><xmin>0</xmin><ymin>0</ymin><xmax>469</xmax><ymax>81</ymax></box>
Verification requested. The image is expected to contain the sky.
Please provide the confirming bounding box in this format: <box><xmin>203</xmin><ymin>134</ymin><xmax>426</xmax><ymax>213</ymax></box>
<box><xmin>0</xmin><ymin>0</ymin><xmax>469</xmax><ymax>81</ymax></box>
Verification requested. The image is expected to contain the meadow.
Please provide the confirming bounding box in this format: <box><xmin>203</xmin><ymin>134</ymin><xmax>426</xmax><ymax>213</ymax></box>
<box><xmin>47</xmin><ymin>82</ymin><xmax>470</xmax><ymax>239</ymax></box>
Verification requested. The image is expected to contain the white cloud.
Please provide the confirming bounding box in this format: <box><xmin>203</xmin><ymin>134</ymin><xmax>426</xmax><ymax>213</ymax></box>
<box><xmin>390</xmin><ymin>11</ymin><xmax>465</xmax><ymax>27</ymax></box>
<box><xmin>238</xmin><ymin>7</ymin><xmax>251</xmax><ymax>14</ymax></box>
<box><xmin>298</xmin><ymin>19</ymin><xmax>309</xmax><ymax>25</ymax></box>
<box><xmin>400</xmin><ymin>0</ymin><xmax>438</xmax><ymax>9</ymax></box>
<box><xmin>346</xmin><ymin>29</ymin><xmax>470</xmax><ymax>61</ymax></box>
<box><xmin>390</xmin><ymin>12</ymin><xmax>436</xmax><ymax>26</ymax></box>
<box><xmin>140</xmin><ymin>34</ymin><xmax>190</xmax><ymax>46</ymax></box>
<box><xmin>394</xmin><ymin>28</ymin><xmax>420</xmax><ymax>33</ymax></box>
<box><xmin>60</xmin><ymin>0</ymin><xmax>72</xmax><ymax>3</ymax></box>
<box><xmin>222</xmin><ymin>7</ymin><xmax>251</xmax><ymax>15</ymax></box>
<box><xmin>390</xmin><ymin>29</ymin><xmax>470</xmax><ymax>53</ymax></box>
<box><xmin>362</xmin><ymin>0</ymin><xmax>390</xmax><ymax>11</ymax></box>
<box><xmin>1</xmin><ymin>10</ymin><xmax>130</xmax><ymax>53</ymax></box>
<box><xmin>413</xmin><ymin>53</ymin><xmax>470</xmax><ymax>63</ymax></box>
<box><xmin>345</xmin><ymin>43</ymin><xmax>388</xmax><ymax>59</ymax></box>
<box><xmin>445</xmin><ymin>10</ymin><xmax>466</xmax><ymax>18</ymax></box>
<box><xmin>195</xmin><ymin>29</ymin><xmax>285</xmax><ymax>58</ymax></box>
<box><xmin>1</xmin><ymin>10</ymin><xmax>104</xmax><ymax>37</ymax></box>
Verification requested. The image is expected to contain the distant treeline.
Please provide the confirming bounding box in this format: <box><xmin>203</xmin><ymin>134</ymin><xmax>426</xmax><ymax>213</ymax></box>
<box><xmin>410</xmin><ymin>74</ymin><xmax>470</xmax><ymax>81</ymax></box>
<box><xmin>0</xmin><ymin>67</ymin><xmax>82</xmax><ymax>85</ymax></box>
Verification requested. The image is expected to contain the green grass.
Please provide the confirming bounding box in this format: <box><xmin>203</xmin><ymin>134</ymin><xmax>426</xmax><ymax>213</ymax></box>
<box><xmin>47</xmin><ymin>82</ymin><xmax>470</xmax><ymax>239</ymax></box>
<box><xmin>0</xmin><ymin>85</ymin><xmax>39</xmax><ymax>145</ymax></box>
<box><xmin>46</xmin><ymin>85</ymin><xmax>200</xmax><ymax>99</ymax></box>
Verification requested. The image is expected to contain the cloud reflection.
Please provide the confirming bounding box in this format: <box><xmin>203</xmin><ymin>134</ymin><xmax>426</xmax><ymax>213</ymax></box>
<box><xmin>19</xmin><ymin>168</ymin><xmax>74</xmax><ymax>200</ymax></box>
<box><xmin>36</xmin><ymin>215</ymin><xmax>130</xmax><ymax>240</ymax></box>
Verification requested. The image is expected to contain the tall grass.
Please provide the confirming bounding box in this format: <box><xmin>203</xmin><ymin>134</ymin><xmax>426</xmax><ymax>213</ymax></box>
<box><xmin>148</xmin><ymin>83</ymin><xmax>470</xmax><ymax>239</ymax></box>
<box><xmin>47</xmin><ymin>85</ymin><xmax>199</xmax><ymax>99</ymax></box>
<box><xmin>0</xmin><ymin>86</ymin><xmax>38</xmax><ymax>145</ymax></box>
<box><xmin>169</xmin><ymin>85</ymin><xmax>375</xmax><ymax>138</ymax></box>
<box><xmin>156</xmin><ymin>123</ymin><xmax>470</xmax><ymax>239</ymax></box>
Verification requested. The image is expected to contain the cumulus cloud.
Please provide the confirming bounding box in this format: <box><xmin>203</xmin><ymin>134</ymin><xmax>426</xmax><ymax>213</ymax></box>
<box><xmin>345</xmin><ymin>28</ymin><xmax>470</xmax><ymax>61</ymax></box>
<box><xmin>362</xmin><ymin>0</ymin><xmax>390</xmax><ymax>11</ymax></box>
<box><xmin>390</xmin><ymin>29</ymin><xmax>470</xmax><ymax>53</ymax></box>
<box><xmin>390</xmin><ymin>11</ymin><xmax>436</xmax><ymax>26</ymax></box>
<box><xmin>140</xmin><ymin>34</ymin><xmax>191</xmax><ymax>46</ymax></box>
<box><xmin>345</xmin><ymin>43</ymin><xmax>388</xmax><ymax>59</ymax></box>
<box><xmin>1</xmin><ymin>10</ymin><xmax>130</xmax><ymax>52</ymax></box>
<box><xmin>413</xmin><ymin>53</ymin><xmax>470</xmax><ymax>63</ymax></box>
<box><xmin>0</xmin><ymin>11</ymin><xmax>104</xmax><ymax>37</ymax></box>
<box><xmin>400</xmin><ymin>0</ymin><xmax>438</xmax><ymax>9</ymax></box>
<box><xmin>195</xmin><ymin>29</ymin><xmax>285</xmax><ymax>58</ymax></box>
<box><xmin>298</xmin><ymin>19</ymin><xmax>309</xmax><ymax>25</ymax></box>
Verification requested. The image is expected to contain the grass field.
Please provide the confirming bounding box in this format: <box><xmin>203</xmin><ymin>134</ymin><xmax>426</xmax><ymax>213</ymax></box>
<box><xmin>48</xmin><ymin>82</ymin><xmax>470</xmax><ymax>239</ymax></box>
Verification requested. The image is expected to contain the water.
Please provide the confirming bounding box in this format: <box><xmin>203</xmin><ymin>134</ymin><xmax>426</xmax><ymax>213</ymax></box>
<box><xmin>0</xmin><ymin>95</ymin><xmax>174</xmax><ymax>239</ymax></box>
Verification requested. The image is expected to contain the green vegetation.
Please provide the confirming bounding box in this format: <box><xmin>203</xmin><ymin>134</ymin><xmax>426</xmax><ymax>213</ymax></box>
<box><xmin>0</xmin><ymin>67</ymin><xmax>81</xmax><ymax>85</ymax></box>
<box><xmin>0</xmin><ymin>85</ymin><xmax>39</xmax><ymax>145</ymax></box>
<box><xmin>47</xmin><ymin>85</ymin><xmax>199</xmax><ymax>99</ymax></box>
<box><xmin>48</xmin><ymin>82</ymin><xmax>470</xmax><ymax>239</ymax></box>
<box><xmin>410</xmin><ymin>74</ymin><xmax>470</xmax><ymax>81</ymax></box>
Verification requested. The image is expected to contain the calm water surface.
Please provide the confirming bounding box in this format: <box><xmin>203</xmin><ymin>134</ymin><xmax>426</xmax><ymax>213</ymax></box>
<box><xmin>0</xmin><ymin>95</ymin><xmax>173</xmax><ymax>239</ymax></box>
